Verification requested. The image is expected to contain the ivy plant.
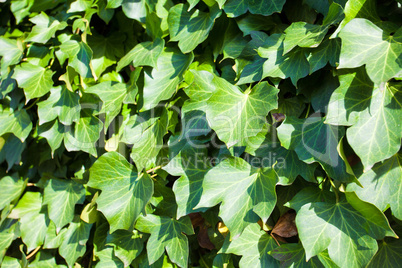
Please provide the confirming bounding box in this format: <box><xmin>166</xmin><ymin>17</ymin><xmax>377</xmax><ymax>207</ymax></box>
<box><xmin>0</xmin><ymin>0</ymin><xmax>401</xmax><ymax>267</ymax></box>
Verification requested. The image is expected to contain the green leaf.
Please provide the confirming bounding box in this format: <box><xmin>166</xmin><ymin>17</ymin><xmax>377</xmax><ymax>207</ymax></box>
<box><xmin>29</xmin><ymin>251</ymin><xmax>68</xmax><ymax>268</ymax></box>
<box><xmin>283</xmin><ymin>22</ymin><xmax>328</xmax><ymax>54</ymax></box>
<box><xmin>346</xmin><ymin>82</ymin><xmax>402</xmax><ymax>170</ymax></box>
<box><xmin>221</xmin><ymin>223</ymin><xmax>279</xmax><ymax>267</ymax></box>
<box><xmin>106</xmin><ymin>229</ymin><xmax>146</xmax><ymax>266</ymax></box>
<box><xmin>223</xmin><ymin>0</ymin><xmax>286</xmax><ymax>17</ymax></box>
<box><xmin>347</xmin><ymin>153</ymin><xmax>402</xmax><ymax>220</ymax></box>
<box><xmin>163</xmin><ymin>138</ymin><xmax>212</xmax><ymax>218</ymax></box>
<box><xmin>37</xmin><ymin>86</ymin><xmax>81</xmax><ymax>125</ymax></box>
<box><xmin>95</xmin><ymin>247</ymin><xmax>125</xmax><ymax>268</ymax></box>
<box><xmin>206</xmin><ymin>79</ymin><xmax>278</xmax><ymax>147</ymax></box>
<box><xmin>107</xmin><ymin>0</ymin><xmax>123</xmax><ymax>9</ymax></box>
<box><xmin>0</xmin><ymin>108</ymin><xmax>32</xmax><ymax>142</ymax></box>
<box><xmin>367</xmin><ymin>239</ymin><xmax>402</xmax><ymax>268</ymax></box>
<box><xmin>59</xmin><ymin>218</ymin><xmax>92</xmax><ymax>268</ymax></box>
<box><xmin>0</xmin><ymin>37</ymin><xmax>23</xmax><ymax>71</ymax></box>
<box><xmin>342</xmin><ymin>0</ymin><xmax>380</xmax><ymax>26</ymax></box>
<box><xmin>236</xmin><ymin>14</ymin><xmax>274</xmax><ymax>36</ymax></box>
<box><xmin>307</xmin><ymin>38</ymin><xmax>340</xmax><ymax>73</ymax></box>
<box><xmin>60</xmin><ymin>40</ymin><xmax>93</xmax><ymax>78</ymax></box>
<box><xmin>287</xmin><ymin>188</ymin><xmax>396</xmax><ymax>268</ymax></box>
<box><xmin>85</xmin><ymin>81</ymin><xmax>127</xmax><ymax>131</ymax></box>
<box><xmin>9</xmin><ymin>192</ymin><xmax>49</xmax><ymax>251</ymax></box>
<box><xmin>325</xmin><ymin>67</ymin><xmax>373</xmax><ymax>126</ymax></box>
<box><xmin>38</xmin><ymin>120</ymin><xmax>66</xmax><ymax>155</ymax></box>
<box><xmin>116</xmin><ymin>38</ymin><xmax>164</xmax><ymax>71</ymax></box>
<box><xmin>12</xmin><ymin>63</ymin><xmax>54</xmax><ymax>100</ymax></box>
<box><xmin>43</xmin><ymin>178</ymin><xmax>86</xmax><ymax>228</ymax></box>
<box><xmin>0</xmin><ymin>175</ymin><xmax>25</xmax><ymax>211</ymax></box>
<box><xmin>338</xmin><ymin>18</ymin><xmax>402</xmax><ymax>83</ymax></box>
<box><xmin>135</xmin><ymin>214</ymin><xmax>194</xmax><ymax>268</ymax></box>
<box><xmin>271</xmin><ymin>243</ymin><xmax>336</xmax><ymax>268</ymax></box>
<box><xmin>195</xmin><ymin>157</ymin><xmax>278</xmax><ymax>238</ymax></box>
<box><xmin>168</xmin><ymin>4</ymin><xmax>221</xmax><ymax>53</ymax></box>
<box><xmin>0</xmin><ymin>134</ymin><xmax>26</xmax><ymax>171</ymax></box>
<box><xmin>87</xmin><ymin>152</ymin><xmax>153</xmax><ymax>233</ymax></box>
<box><xmin>277</xmin><ymin>116</ymin><xmax>354</xmax><ymax>182</ymax></box>
<box><xmin>142</xmin><ymin>47</ymin><xmax>193</xmax><ymax>111</ymax></box>
<box><xmin>26</xmin><ymin>12</ymin><xmax>66</xmax><ymax>44</ymax></box>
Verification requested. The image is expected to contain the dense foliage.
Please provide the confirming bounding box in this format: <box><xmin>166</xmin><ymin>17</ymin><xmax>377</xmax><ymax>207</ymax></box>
<box><xmin>0</xmin><ymin>0</ymin><xmax>401</xmax><ymax>267</ymax></box>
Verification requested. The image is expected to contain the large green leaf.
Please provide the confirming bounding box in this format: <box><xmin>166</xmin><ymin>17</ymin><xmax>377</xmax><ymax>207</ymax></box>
<box><xmin>9</xmin><ymin>192</ymin><xmax>49</xmax><ymax>251</ymax></box>
<box><xmin>12</xmin><ymin>62</ymin><xmax>54</xmax><ymax>100</ymax></box>
<box><xmin>206</xmin><ymin>79</ymin><xmax>278</xmax><ymax>147</ymax></box>
<box><xmin>307</xmin><ymin>38</ymin><xmax>340</xmax><ymax>74</ymax></box>
<box><xmin>195</xmin><ymin>157</ymin><xmax>278</xmax><ymax>238</ymax></box>
<box><xmin>346</xmin><ymin>82</ymin><xmax>402</xmax><ymax>170</ymax></box>
<box><xmin>338</xmin><ymin>18</ymin><xmax>402</xmax><ymax>83</ymax></box>
<box><xmin>283</xmin><ymin>22</ymin><xmax>328</xmax><ymax>54</ymax></box>
<box><xmin>135</xmin><ymin>214</ymin><xmax>194</xmax><ymax>268</ymax></box>
<box><xmin>59</xmin><ymin>218</ymin><xmax>92</xmax><ymax>268</ymax></box>
<box><xmin>43</xmin><ymin>178</ymin><xmax>86</xmax><ymax>228</ymax></box>
<box><xmin>0</xmin><ymin>108</ymin><xmax>32</xmax><ymax>142</ymax></box>
<box><xmin>367</xmin><ymin>239</ymin><xmax>402</xmax><ymax>268</ymax></box>
<box><xmin>168</xmin><ymin>4</ymin><xmax>221</xmax><ymax>53</ymax></box>
<box><xmin>0</xmin><ymin>37</ymin><xmax>23</xmax><ymax>71</ymax></box>
<box><xmin>347</xmin><ymin>153</ymin><xmax>402</xmax><ymax>220</ymax></box>
<box><xmin>221</xmin><ymin>223</ymin><xmax>279</xmax><ymax>267</ymax></box>
<box><xmin>277</xmin><ymin>116</ymin><xmax>354</xmax><ymax>182</ymax></box>
<box><xmin>287</xmin><ymin>188</ymin><xmax>396</xmax><ymax>268</ymax></box>
<box><xmin>142</xmin><ymin>47</ymin><xmax>193</xmax><ymax>111</ymax></box>
<box><xmin>38</xmin><ymin>120</ymin><xmax>66</xmax><ymax>155</ymax></box>
<box><xmin>88</xmin><ymin>152</ymin><xmax>153</xmax><ymax>233</ymax></box>
<box><xmin>223</xmin><ymin>0</ymin><xmax>286</xmax><ymax>17</ymax></box>
<box><xmin>37</xmin><ymin>86</ymin><xmax>81</xmax><ymax>125</ymax></box>
<box><xmin>26</xmin><ymin>12</ymin><xmax>66</xmax><ymax>44</ymax></box>
<box><xmin>116</xmin><ymin>38</ymin><xmax>164</xmax><ymax>71</ymax></box>
<box><xmin>0</xmin><ymin>175</ymin><xmax>25</xmax><ymax>211</ymax></box>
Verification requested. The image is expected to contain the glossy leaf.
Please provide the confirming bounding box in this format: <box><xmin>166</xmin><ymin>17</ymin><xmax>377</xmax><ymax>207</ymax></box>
<box><xmin>223</xmin><ymin>0</ymin><xmax>286</xmax><ymax>17</ymax></box>
<box><xmin>0</xmin><ymin>108</ymin><xmax>32</xmax><ymax>142</ymax></box>
<box><xmin>0</xmin><ymin>175</ymin><xmax>25</xmax><ymax>211</ymax></box>
<box><xmin>26</xmin><ymin>12</ymin><xmax>66</xmax><ymax>44</ymax></box>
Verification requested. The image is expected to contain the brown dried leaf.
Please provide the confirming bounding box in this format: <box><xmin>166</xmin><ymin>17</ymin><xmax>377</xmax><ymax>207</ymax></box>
<box><xmin>271</xmin><ymin>210</ymin><xmax>298</xmax><ymax>238</ymax></box>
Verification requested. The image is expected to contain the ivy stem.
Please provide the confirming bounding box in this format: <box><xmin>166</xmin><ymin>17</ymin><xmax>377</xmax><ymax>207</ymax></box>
<box><xmin>305</xmin><ymin>103</ymin><xmax>311</xmax><ymax>118</ymax></box>
<box><xmin>146</xmin><ymin>166</ymin><xmax>161</xmax><ymax>174</ymax></box>
<box><xmin>24</xmin><ymin>99</ymin><xmax>39</xmax><ymax>110</ymax></box>
<box><xmin>329</xmin><ymin>179</ymin><xmax>339</xmax><ymax>203</ymax></box>
<box><xmin>26</xmin><ymin>246</ymin><xmax>40</xmax><ymax>259</ymax></box>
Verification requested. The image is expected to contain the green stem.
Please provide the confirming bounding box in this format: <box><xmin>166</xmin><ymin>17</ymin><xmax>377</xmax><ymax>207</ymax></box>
<box><xmin>305</xmin><ymin>103</ymin><xmax>311</xmax><ymax>118</ymax></box>
<box><xmin>329</xmin><ymin>179</ymin><xmax>339</xmax><ymax>203</ymax></box>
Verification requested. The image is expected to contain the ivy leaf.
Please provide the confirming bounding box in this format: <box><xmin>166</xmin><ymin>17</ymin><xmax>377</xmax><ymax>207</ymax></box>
<box><xmin>168</xmin><ymin>4</ymin><xmax>221</xmax><ymax>53</ymax></box>
<box><xmin>0</xmin><ymin>175</ymin><xmax>25</xmax><ymax>211</ymax></box>
<box><xmin>163</xmin><ymin>138</ymin><xmax>212</xmax><ymax>218</ymax></box>
<box><xmin>221</xmin><ymin>223</ymin><xmax>279</xmax><ymax>267</ymax></box>
<box><xmin>307</xmin><ymin>38</ymin><xmax>340</xmax><ymax>74</ymax></box>
<box><xmin>85</xmin><ymin>81</ymin><xmax>127</xmax><ymax>131</ymax></box>
<box><xmin>142</xmin><ymin>47</ymin><xmax>193</xmax><ymax>111</ymax></box>
<box><xmin>135</xmin><ymin>214</ymin><xmax>194</xmax><ymax>268</ymax></box>
<box><xmin>37</xmin><ymin>86</ymin><xmax>81</xmax><ymax>125</ymax></box>
<box><xmin>64</xmin><ymin>110</ymin><xmax>103</xmax><ymax>157</ymax></box>
<box><xmin>287</xmin><ymin>188</ymin><xmax>396</xmax><ymax>268</ymax></box>
<box><xmin>60</xmin><ymin>40</ymin><xmax>93</xmax><ymax>78</ymax></box>
<box><xmin>367</xmin><ymin>239</ymin><xmax>402</xmax><ymax>268</ymax></box>
<box><xmin>206</xmin><ymin>79</ymin><xmax>278</xmax><ymax>147</ymax></box>
<box><xmin>347</xmin><ymin>153</ymin><xmax>402</xmax><ymax>220</ymax></box>
<box><xmin>0</xmin><ymin>108</ymin><xmax>32</xmax><ymax>142</ymax></box>
<box><xmin>195</xmin><ymin>157</ymin><xmax>278</xmax><ymax>238</ymax></box>
<box><xmin>0</xmin><ymin>37</ymin><xmax>23</xmax><ymax>71</ymax></box>
<box><xmin>270</xmin><ymin>243</ymin><xmax>337</xmax><ymax>268</ymax></box>
<box><xmin>325</xmin><ymin>67</ymin><xmax>373</xmax><ymax>126</ymax></box>
<box><xmin>338</xmin><ymin>18</ymin><xmax>402</xmax><ymax>83</ymax></box>
<box><xmin>0</xmin><ymin>135</ymin><xmax>26</xmax><ymax>171</ymax></box>
<box><xmin>88</xmin><ymin>152</ymin><xmax>153</xmax><ymax>233</ymax></box>
<box><xmin>26</xmin><ymin>12</ymin><xmax>66</xmax><ymax>44</ymax></box>
<box><xmin>116</xmin><ymin>38</ymin><xmax>164</xmax><ymax>71</ymax></box>
<box><xmin>95</xmin><ymin>248</ymin><xmax>125</xmax><ymax>268</ymax></box>
<box><xmin>43</xmin><ymin>178</ymin><xmax>86</xmax><ymax>229</ymax></box>
<box><xmin>106</xmin><ymin>229</ymin><xmax>146</xmax><ymax>267</ymax></box>
<box><xmin>245</xmin><ymin>124</ymin><xmax>316</xmax><ymax>185</ymax></box>
<box><xmin>283</xmin><ymin>22</ymin><xmax>328</xmax><ymax>54</ymax></box>
<box><xmin>346</xmin><ymin>82</ymin><xmax>402</xmax><ymax>170</ymax></box>
<box><xmin>29</xmin><ymin>251</ymin><xmax>68</xmax><ymax>268</ymax></box>
<box><xmin>223</xmin><ymin>0</ymin><xmax>286</xmax><ymax>17</ymax></box>
<box><xmin>129</xmin><ymin>110</ymin><xmax>168</xmax><ymax>171</ymax></box>
<box><xmin>38</xmin><ymin>120</ymin><xmax>66</xmax><ymax>155</ymax></box>
<box><xmin>59</xmin><ymin>218</ymin><xmax>92</xmax><ymax>268</ymax></box>
<box><xmin>277</xmin><ymin>116</ymin><xmax>354</xmax><ymax>182</ymax></box>
<box><xmin>9</xmin><ymin>192</ymin><xmax>49</xmax><ymax>251</ymax></box>
<box><xmin>12</xmin><ymin>63</ymin><xmax>54</xmax><ymax>100</ymax></box>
